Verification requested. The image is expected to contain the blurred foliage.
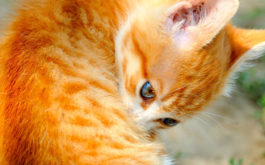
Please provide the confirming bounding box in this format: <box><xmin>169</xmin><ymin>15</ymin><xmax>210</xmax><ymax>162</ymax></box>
<box><xmin>233</xmin><ymin>0</ymin><xmax>265</xmax><ymax>28</ymax></box>
<box><xmin>229</xmin><ymin>158</ymin><xmax>244</xmax><ymax>165</ymax></box>
<box><xmin>237</xmin><ymin>70</ymin><xmax>265</xmax><ymax>105</ymax></box>
<box><xmin>233</xmin><ymin>1</ymin><xmax>265</xmax><ymax>107</ymax></box>
<box><xmin>237</xmin><ymin>61</ymin><xmax>265</xmax><ymax>108</ymax></box>
<box><xmin>175</xmin><ymin>151</ymin><xmax>186</xmax><ymax>159</ymax></box>
<box><xmin>233</xmin><ymin>0</ymin><xmax>265</xmax><ymax>128</ymax></box>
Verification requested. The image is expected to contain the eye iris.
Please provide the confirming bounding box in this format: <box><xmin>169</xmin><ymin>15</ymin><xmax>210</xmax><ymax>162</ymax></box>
<box><xmin>162</xmin><ymin>118</ymin><xmax>179</xmax><ymax>126</ymax></box>
<box><xmin>140</xmin><ymin>81</ymin><xmax>155</xmax><ymax>100</ymax></box>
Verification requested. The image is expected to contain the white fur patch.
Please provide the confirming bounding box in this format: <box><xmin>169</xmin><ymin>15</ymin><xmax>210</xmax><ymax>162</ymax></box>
<box><xmin>162</xmin><ymin>155</ymin><xmax>174</xmax><ymax>165</ymax></box>
<box><xmin>224</xmin><ymin>41</ymin><xmax>265</xmax><ymax>96</ymax></box>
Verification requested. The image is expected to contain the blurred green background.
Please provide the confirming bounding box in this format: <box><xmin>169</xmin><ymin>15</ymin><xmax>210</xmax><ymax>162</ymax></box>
<box><xmin>233</xmin><ymin>0</ymin><xmax>265</xmax><ymax>128</ymax></box>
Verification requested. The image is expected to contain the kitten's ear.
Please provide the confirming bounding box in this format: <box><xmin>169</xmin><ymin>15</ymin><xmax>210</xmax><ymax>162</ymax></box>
<box><xmin>164</xmin><ymin>0</ymin><xmax>239</xmax><ymax>51</ymax></box>
<box><xmin>226</xmin><ymin>24</ymin><xmax>265</xmax><ymax>68</ymax></box>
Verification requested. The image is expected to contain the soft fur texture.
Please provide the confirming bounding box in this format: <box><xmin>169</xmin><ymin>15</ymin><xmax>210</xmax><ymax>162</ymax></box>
<box><xmin>115</xmin><ymin>0</ymin><xmax>265</xmax><ymax>131</ymax></box>
<box><xmin>0</xmin><ymin>0</ymin><xmax>264</xmax><ymax>164</ymax></box>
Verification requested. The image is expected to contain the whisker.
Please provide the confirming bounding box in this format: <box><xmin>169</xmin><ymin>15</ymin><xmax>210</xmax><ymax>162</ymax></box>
<box><xmin>199</xmin><ymin>113</ymin><xmax>220</xmax><ymax>124</ymax></box>
<box><xmin>198</xmin><ymin>113</ymin><xmax>227</xmax><ymax>130</ymax></box>
<box><xmin>191</xmin><ymin>116</ymin><xmax>214</xmax><ymax>144</ymax></box>
<box><xmin>193</xmin><ymin>115</ymin><xmax>211</xmax><ymax>127</ymax></box>
<box><xmin>202</xmin><ymin>111</ymin><xmax>237</xmax><ymax>124</ymax></box>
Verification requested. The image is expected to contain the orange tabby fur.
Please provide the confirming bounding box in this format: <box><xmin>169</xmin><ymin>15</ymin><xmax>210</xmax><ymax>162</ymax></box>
<box><xmin>115</xmin><ymin>0</ymin><xmax>265</xmax><ymax>130</ymax></box>
<box><xmin>0</xmin><ymin>0</ymin><xmax>167</xmax><ymax>164</ymax></box>
<box><xmin>0</xmin><ymin>0</ymin><xmax>264</xmax><ymax>164</ymax></box>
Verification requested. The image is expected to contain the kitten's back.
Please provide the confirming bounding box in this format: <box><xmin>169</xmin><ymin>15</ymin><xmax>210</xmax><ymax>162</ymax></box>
<box><xmin>0</xmin><ymin>0</ymin><xmax>167</xmax><ymax>164</ymax></box>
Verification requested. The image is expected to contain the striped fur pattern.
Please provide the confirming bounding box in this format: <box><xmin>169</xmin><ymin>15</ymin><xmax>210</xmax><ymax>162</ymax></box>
<box><xmin>0</xmin><ymin>0</ymin><xmax>264</xmax><ymax>164</ymax></box>
<box><xmin>0</xmin><ymin>0</ymin><xmax>168</xmax><ymax>164</ymax></box>
<box><xmin>115</xmin><ymin>0</ymin><xmax>265</xmax><ymax>131</ymax></box>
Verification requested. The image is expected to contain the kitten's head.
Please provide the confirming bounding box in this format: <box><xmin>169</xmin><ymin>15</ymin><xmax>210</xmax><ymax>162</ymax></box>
<box><xmin>115</xmin><ymin>0</ymin><xmax>265</xmax><ymax>131</ymax></box>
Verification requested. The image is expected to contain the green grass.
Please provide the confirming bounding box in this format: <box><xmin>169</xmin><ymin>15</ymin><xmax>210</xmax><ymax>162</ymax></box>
<box><xmin>229</xmin><ymin>158</ymin><xmax>244</xmax><ymax>165</ymax></box>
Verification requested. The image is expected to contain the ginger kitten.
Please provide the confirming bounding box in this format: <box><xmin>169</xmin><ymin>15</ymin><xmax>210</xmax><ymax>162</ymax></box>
<box><xmin>0</xmin><ymin>0</ymin><xmax>264</xmax><ymax>165</ymax></box>
<box><xmin>115</xmin><ymin>0</ymin><xmax>265</xmax><ymax>132</ymax></box>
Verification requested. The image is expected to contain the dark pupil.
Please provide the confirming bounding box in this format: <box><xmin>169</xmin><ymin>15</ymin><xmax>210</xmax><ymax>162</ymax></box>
<box><xmin>140</xmin><ymin>81</ymin><xmax>155</xmax><ymax>100</ymax></box>
<box><xmin>162</xmin><ymin>118</ymin><xmax>179</xmax><ymax>126</ymax></box>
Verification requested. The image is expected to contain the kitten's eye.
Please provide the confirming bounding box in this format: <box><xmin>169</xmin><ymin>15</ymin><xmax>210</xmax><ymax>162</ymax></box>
<box><xmin>161</xmin><ymin>118</ymin><xmax>179</xmax><ymax>127</ymax></box>
<box><xmin>140</xmin><ymin>81</ymin><xmax>155</xmax><ymax>100</ymax></box>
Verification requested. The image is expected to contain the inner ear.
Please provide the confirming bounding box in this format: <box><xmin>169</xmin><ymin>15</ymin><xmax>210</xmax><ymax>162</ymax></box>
<box><xmin>165</xmin><ymin>0</ymin><xmax>239</xmax><ymax>51</ymax></box>
<box><xmin>167</xmin><ymin>1</ymin><xmax>206</xmax><ymax>31</ymax></box>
